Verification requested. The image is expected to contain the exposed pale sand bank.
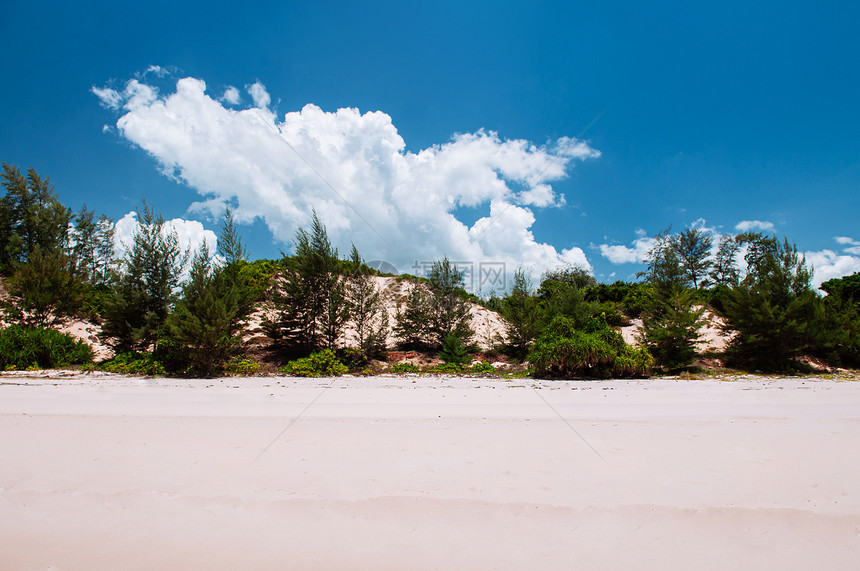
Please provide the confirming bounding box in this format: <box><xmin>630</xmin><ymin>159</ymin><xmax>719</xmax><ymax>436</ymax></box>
<box><xmin>1</xmin><ymin>373</ymin><xmax>859</xmax><ymax>569</ymax></box>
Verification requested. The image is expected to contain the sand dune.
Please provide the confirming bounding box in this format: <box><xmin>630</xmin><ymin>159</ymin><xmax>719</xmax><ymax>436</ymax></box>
<box><xmin>1</xmin><ymin>373</ymin><xmax>859</xmax><ymax>569</ymax></box>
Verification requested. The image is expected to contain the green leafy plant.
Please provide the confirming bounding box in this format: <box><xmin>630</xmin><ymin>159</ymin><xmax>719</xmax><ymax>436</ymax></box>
<box><xmin>817</xmin><ymin>272</ymin><xmax>860</xmax><ymax>366</ymax></box>
<box><xmin>468</xmin><ymin>360</ymin><xmax>496</xmax><ymax>374</ymax></box>
<box><xmin>439</xmin><ymin>331</ymin><xmax>470</xmax><ymax>364</ymax></box>
<box><xmin>0</xmin><ymin>325</ymin><xmax>93</xmax><ymax>370</ymax></box>
<box><xmin>392</xmin><ymin>362</ymin><xmax>420</xmax><ymax>374</ymax></box>
<box><xmin>722</xmin><ymin>235</ymin><xmax>820</xmax><ymax>371</ymax></box>
<box><xmin>166</xmin><ymin>242</ymin><xmax>241</xmax><ymax>377</ymax></box>
<box><xmin>279</xmin><ymin>349</ymin><xmax>348</xmax><ymax>377</ymax></box>
<box><xmin>224</xmin><ymin>356</ymin><xmax>260</xmax><ymax>375</ymax></box>
<box><xmin>338</xmin><ymin>347</ymin><xmax>370</xmax><ymax>372</ymax></box>
<box><xmin>99</xmin><ymin>351</ymin><xmax>166</xmax><ymax>376</ymax></box>
<box><xmin>528</xmin><ymin>316</ymin><xmax>652</xmax><ymax>379</ymax></box>
<box><xmin>640</xmin><ymin>288</ymin><xmax>706</xmax><ymax>371</ymax></box>
<box><xmin>429</xmin><ymin>362</ymin><xmax>464</xmax><ymax>374</ymax></box>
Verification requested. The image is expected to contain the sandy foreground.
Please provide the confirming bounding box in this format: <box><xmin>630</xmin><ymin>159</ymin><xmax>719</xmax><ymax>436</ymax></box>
<box><xmin>1</xmin><ymin>373</ymin><xmax>859</xmax><ymax>570</ymax></box>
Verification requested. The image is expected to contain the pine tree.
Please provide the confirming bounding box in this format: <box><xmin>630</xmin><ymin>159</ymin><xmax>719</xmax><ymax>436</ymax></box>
<box><xmin>0</xmin><ymin>163</ymin><xmax>71</xmax><ymax>266</ymax></box>
<box><xmin>439</xmin><ymin>331</ymin><xmax>470</xmax><ymax>364</ymax></box>
<box><xmin>167</xmin><ymin>242</ymin><xmax>240</xmax><ymax>376</ymax></box>
<box><xmin>217</xmin><ymin>207</ymin><xmax>254</xmax><ymax>321</ymax></box>
<box><xmin>0</xmin><ymin>164</ymin><xmax>84</xmax><ymax>325</ymax></box>
<box><xmin>275</xmin><ymin>211</ymin><xmax>349</xmax><ymax>351</ymax></box>
<box><xmin>636</xmin><ymin>227</ymin><xmax>710</xmax><ymax>370</ymax></box>
<box><xmin>500</xmin><ymin>268</ymin><xmax>540</xmax><ymax>356</ymax></box>
<box><xmin>639</xmin><ymin>287</ymin><xmax>705</xmax><ymax>370</ymax></box>
<box><xmin>345</xmin><ymin>244</ymin><xmax>389</xmax><ymax>357</ymax></box>
<box><xmin>426</xmin><ymin>256</ymin><xmax>474</xmax><ymax>345</ymax></box>
<box><xmin>640</xmin><ymin>229</ymin><xmax>686</xmax><ymax>294</ymax></box>
<box><xmin>94</xmin><ymin>214</ymin><xmax>116</xmax><ymax>285</ymax></box>
<box><xmin>395</xmin><ymin>256</ymin><xmax>474</xmax><ymax>350</ymax></box>
<box><xmin>709</xmin><ymin>233</ymin><xmax>741</xmax><ymax>286</ymax></box>
<box><xmin>671</xmin><ymin>228</ymin><xmax>713</xmax><ymax>289</ymax></box>
<box><xmin>722</xmin><ymin>235</ymin><xmax>821</xmax><ymax>371</ymax></box>
<box><xmin>818</xmin><ymin>272</ymin><xmax>860</xmax><ymax>366</ymax></box>
<box><xmin>101</xmin><ymin>202</ymin><xmax>188</xmax><ymax>353</ymax></box>
<box><xmin>70</xmin><ymin>205</ymin><xmax>116</xmax><ymax>286</ymax></box>
<box><xmin>5</xmin><ymin>246</ymin><xmax>83</xmax><ymax>327</ymax></box>
<box><xmin>393</xmin><ymin>284</ymin><xmax>436</xmax><ymax>349</ymax></box>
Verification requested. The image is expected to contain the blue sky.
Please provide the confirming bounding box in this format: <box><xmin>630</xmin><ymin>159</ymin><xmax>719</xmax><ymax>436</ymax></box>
<box><xmin>2</xmin><ymin>0</ymin><xmax>858</xmax><ymax>290</ymax></box>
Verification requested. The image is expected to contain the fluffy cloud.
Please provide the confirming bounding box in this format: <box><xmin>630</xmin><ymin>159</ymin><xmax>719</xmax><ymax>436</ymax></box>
<box><xmin>246</xmin><ymin>81</ymin><xmax>270</xmax><ymax>109</ymax></box>
<box><xmin>144</xmin><ymin>65</ymin><xmax>168</xmax><ymax>77</ymax></box>
<box><xmin>735</xmin><ymin>219</ymin><xmax>775</xmax><ymax>232</ymax></box>
<box><xmin>92</xmin><ymin>79</ymin><xmax>157</xmax><ymax>112</ymax></box>
<box><xmin>221</xmin><ymin>86</ymin><xmax>241</xmax><ymax>105</ymax></box>
<box><xmin>113</xmin><ymin>211</ymin><xmax>217</xmax><ymax>261</ymax></box>
<box><xmin>835</xmin><ymin>236</ymin><xmax>860</xmax><ymax>256</ymax></box>
<box><xmin>599</xmin><ymin>232</ymin><xmax>655</xmax><ymax>264</ymax></box>
<box><xmin>806</xmin><ymin>237</ymin><xmax>860</xmax><ymax>288</ymax></box>
<box><xmin>93</xmin><ymin>75</ymin><xmax>600</xmax><ymax>284</ymax></box>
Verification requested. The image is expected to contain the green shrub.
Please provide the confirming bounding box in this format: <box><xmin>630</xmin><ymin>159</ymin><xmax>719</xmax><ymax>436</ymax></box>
<box><xmin>279</xmin><ymin>349</ymin><xmax>348</xmax><ymax>377</ymax></box>
<box><xmin>224</xmin><ymin>356</ymin><xmax>260</xmax><ymax>375</ymax></box>
<box><xmin>439</xmin><ymin>332</ymin><xmax>470</xmax><ymax>364</ymax></box>
<box><xmin>0</xmin><ymin>325</ymin><xmax>93</xmax><ymax>370</ymax></box>
<box><xmin>468</xmin><ymin>360</ymin><xmax>496</xmax><ymax>374</ymax></box>
<box><xmin>100</xmin><ymin>352</ymin><xmax>166</xmax><ymax>376</ymax></box>
<box><xmin>392</xmin><ymin>362</ymin><xmax>420</xmax><ymax>374</ymax></box>
<box><xmin>584</xmin><ymin>281</ymin><xmax>656</xmax><ymax>317</ymax></box>
<box><xmin>640</xmin><ymin>288</ymin><xmax>706</xmax><ymax>371</ymax></box>
<box><xmin>528</xmin><ymin>316</ymin><xmax>653</xmax><ymax>379</ymax></box>
<box><xmin>339</xmin><ymin>347</ymin><xmax>370</xmax><ymax>372</ymax></box>
<box><xmin>429</xmin><ymin>362</ymin><xmax>464</xmax><ymax>374</ymax></box>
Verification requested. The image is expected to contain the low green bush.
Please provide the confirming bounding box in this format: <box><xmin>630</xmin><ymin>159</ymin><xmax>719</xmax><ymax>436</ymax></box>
<box><xmin>468</xmin><ymin>360</ymin><xmax>496</xmax><ymax>374</ymax></box>
<box><xmin>428</xmin><ymin>362</ymin><xmax>464</xmax><ymax>374</ymax></box>
<box><xmin>391</xmin><ymin>362</ymin><xmax>420</xmax><ymax>374</ymax></box>
<box><xmin>224</xmin><ymin>356</ymin><xmax>260</xmax><ymax>375</ymax></box>
<box><xmin>100</xmin><ymin>352</ymin><xmax>166</xmax><ymax>376</ymax></box>
<box><xmin>439</xmin><ymin>332</ymin><xmax>470</xmax><ymax>365</ymax></box>
<box><xmin>0</xmin><ymin>325</ymin><xmax>93</xmax><ymax>370</ymax></box>
<box><xmin>280</xmin><ymin>349</ymin><xmax>348</xmax><ymax>377</ymax></box>
<box><xmin>339</xmin><ymin>347</ymin><xmax>370</xmax><ymax>372</ymax></box>
<box><xmin>528</xmin><ymin>316</ymin><xmax>653</xmax><ymax>379</ymax></box>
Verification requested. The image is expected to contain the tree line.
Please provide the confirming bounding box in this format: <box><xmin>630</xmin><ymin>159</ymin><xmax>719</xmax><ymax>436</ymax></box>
<box><xmin>490</xmin><ymin>226</ymin><xmax>859</xmax><ymax>374</ymax></box>
<box><xmin>0</xmin><ymin>162</ymin><xmax>858</xmax><ymax>376</ymax></box>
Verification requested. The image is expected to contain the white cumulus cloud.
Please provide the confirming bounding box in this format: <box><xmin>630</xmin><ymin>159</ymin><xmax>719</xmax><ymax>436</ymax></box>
<box><xmin>92</xmin><ymin>79</ymin><xmax>158</xmax><ymax>112</ymax></box>
<box><xmin>806</xmin><ymin>236</ymin><xmax>860</xmax><ymax>288</ymax></box>
<box><xmin>113</xmin><ymin>211</ymin><xmax>217</xmax><ymax>262</ymax></box>
<box><xmin>246</xmin><ymin>81</ymin><xmax>270</xmax><ymax>108</ymax></box>
<box><xmin>598</xmin><ymin>228</ymin><xmax>657</xmax><ymax>264</ymax></box>
<box><xmin>735</xmin><ymin>219</ymin><xmax>775</xmax><ymax>232</ymax></box>
<box><xmin>221</xmin><ymin>86</ymin><xmax>241</xmax><ymax>105</ymax></box>
<box><xmin>835</xmin><ymin>236</ymin><xmax>860</xmax><ymax>255</ymax></box>
<box><xmin>93</xmin><ymin>74</ymin><xmax>600</xmax><ymax>283</ymax></box>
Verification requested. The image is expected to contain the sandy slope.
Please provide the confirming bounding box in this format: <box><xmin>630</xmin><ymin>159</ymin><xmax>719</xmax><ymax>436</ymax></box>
<box><xmin>1</xmin><ymin>373</ymin><xmax>859</xmax><ymax>570</ymax></box>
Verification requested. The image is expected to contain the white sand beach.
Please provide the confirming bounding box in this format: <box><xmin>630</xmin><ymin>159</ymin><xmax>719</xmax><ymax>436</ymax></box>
<box><xmin>1</xmin><ymin>373</ymin><xmax>859</xmax><ymax>570</ymax></box>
